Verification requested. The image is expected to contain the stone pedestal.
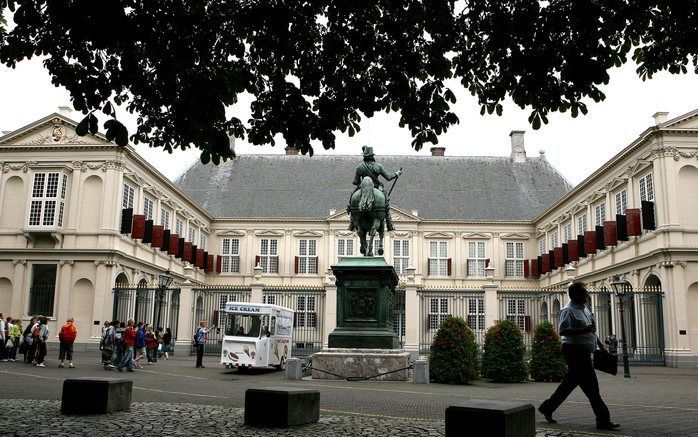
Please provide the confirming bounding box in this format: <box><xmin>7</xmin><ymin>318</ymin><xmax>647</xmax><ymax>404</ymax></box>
<box><xmin>245</xmin><ymin>387</ymin><xmax>320</xmax><ymax>427</ymax></box>
<box><xmin>61</xmin><ymin>378</ymin><xmax>132</xmax><ymax>415</ymax></box>
<box><xmin>312</xmin><ymin>349</ymin><xmax>410</xmax><ymax>381</ymax></box>
<box><xmin>445</xmin><ymin>400</ymin><xmax>535</xmax><ymax>437</ymax></box>
<box><xmin>328</xmin><ymin>257</ymin><xmax>399</xmax><ymax>349</ymax></box>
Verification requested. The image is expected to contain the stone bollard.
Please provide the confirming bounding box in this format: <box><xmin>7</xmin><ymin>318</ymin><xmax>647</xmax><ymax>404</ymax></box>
<box><xmin>245</xmin><ymin>387</ymin><xmax>320</xmax><ymax>427</ymax></box>
<box><xmin>413</xmin><ymin>357</ymin><xmax>429</xmax><ymax>384</ymax></box>
<box><xmin>61</xmin><ymin>378</ymin><xmax>132</xmax><ymax>415</ymax></box>
<box><xmin>285</xmin><ymin>358</ymin><xmax>303</xmax><ymax>380</ymax></box>
<box><xmin>445</xmin><ymin>399</ymin><xmax>535</xmax><ymax>437</ymax></box>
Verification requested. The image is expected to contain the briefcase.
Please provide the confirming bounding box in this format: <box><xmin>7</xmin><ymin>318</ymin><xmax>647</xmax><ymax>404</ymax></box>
<box><xmin>593</xmin><ymin>348</ymin><xmax>618</xmax><ymax>376</ymax></box>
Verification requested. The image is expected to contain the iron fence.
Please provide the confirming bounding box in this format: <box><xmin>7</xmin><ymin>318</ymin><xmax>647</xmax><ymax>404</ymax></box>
<box><xmin>112</xmin><ymin>285</ymin><xmax>181</xmax><ymax>339</ymax></box>
<box><xmin>190</xmin><ymin>287</ymin><xmax>252</xmax><ymax>356</ymax></box>
<box><xmin>263</xmin><ymin>288</ymin><xmax>326</xmax><ymax>358</ymax></box>
<box><xmin>28</xmin><ymin>284</ymin><xmax>55</xmax><ymax>317</ymax></box>
<box><xmin>418</xmin><ymin>289</ymin><xmax>487</xmax><ymax>354</ymax></box>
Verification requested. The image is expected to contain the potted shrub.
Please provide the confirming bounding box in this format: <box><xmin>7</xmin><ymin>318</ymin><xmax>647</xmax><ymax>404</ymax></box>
<box><xmin>529</xmin><ymin>321</ymin><xmax>566</xmax><ymax>382</ymax></box>
<box><xmin>429</xmin><ymin>316</ymin><xmax>479</xmax><ymax>384</ymax></box>
<box><xmin>481</xmin><ymin>319</ymin><xmax>527</xmax><ymax>383</ymax></box>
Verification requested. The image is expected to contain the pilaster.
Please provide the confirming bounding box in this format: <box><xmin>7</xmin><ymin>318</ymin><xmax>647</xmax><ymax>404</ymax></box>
<box><xmin>404</xmin><ymin>267</ymin><xmax>421</xmax><ymax>353</ymax></box>
<box><xmin>323</xmin><ymin>269</ymin><xmax>337</xmax><ymax>349</ymax></box>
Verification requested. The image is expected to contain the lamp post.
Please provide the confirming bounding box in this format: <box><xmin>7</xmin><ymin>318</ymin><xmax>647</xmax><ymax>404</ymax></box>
<box><xmin>154</xmin><ymin>270</ymin><xmax>174</xmax><ymax>329</ymax></box>
<box><xmin>610</xmin><ymin>276</ymin><xmax>631</xmax><ymax>378</ymax></box>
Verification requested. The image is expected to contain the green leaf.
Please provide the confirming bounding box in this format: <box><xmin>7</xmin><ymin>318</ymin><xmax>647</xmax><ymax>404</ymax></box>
<box><xmin>200</xmin><ymin>151</ymin><xmax>211</xmax><ymax>164</ymax></box>
<box><xmin>115</xmin><ymin>124</ymin><xmax>128</xmax><ymax>147</ymax></box>
<box><xmin>532</xmin><ymin>113</ymin><xmax>541</xmax><ymax>130</ymax></box>
<box><xmin>88</xmin><ymin>113</ymin><xmax>98</xmax><ymax>135</ymax></box>
<box><xmin>75</xmin><ymin>115</ymin><xmax>89</xmax><ymax>136</ymax></box>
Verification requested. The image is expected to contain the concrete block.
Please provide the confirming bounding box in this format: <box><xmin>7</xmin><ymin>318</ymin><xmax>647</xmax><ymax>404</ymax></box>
<box><xmin>61</xmin><ymin>378</ymin><xmax>132</xmax><ymax>415</ymax></box>
<box><xmin>311</xmin><ymin>349</ymin><xmax>410</xmax><ymax>381</ymax></box>
<box><xmin>285</xmin><ymin>358</ymin><xmax>303</xmax><ymax>380</ymax></box>
<box><xmin>413</xmin><ymin>357</ymin><xmax>429</xmax><ymax>384</ymax></box>
<box><xmin>445</xmin><ymin>399</ymin><xmax>535</xmax><ymax>437</ymax></box>
<box><xmin>245</xmin><ymin>387</ymin><xmax>320</xmax><ymax>427</ymax></box>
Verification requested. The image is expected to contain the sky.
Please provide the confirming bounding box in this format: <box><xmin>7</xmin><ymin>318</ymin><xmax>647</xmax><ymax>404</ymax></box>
<box><xmin>1</xmin><ymin>57</ymin><xmax>697</xmax><ymax>185</ymax></box>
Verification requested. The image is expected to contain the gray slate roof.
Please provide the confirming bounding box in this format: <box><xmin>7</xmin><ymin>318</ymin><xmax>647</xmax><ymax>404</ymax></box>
<box><xmin>174</xmin><ymin>155</ymin><xmax>572</xmax><ymax>221</ymax></box>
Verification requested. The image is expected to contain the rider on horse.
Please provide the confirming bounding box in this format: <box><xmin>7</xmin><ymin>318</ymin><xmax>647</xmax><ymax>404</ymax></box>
<box><xmin>348</xmin><ymin>146</ymin><xmax>402</xmax><ymax>232</ymax></box>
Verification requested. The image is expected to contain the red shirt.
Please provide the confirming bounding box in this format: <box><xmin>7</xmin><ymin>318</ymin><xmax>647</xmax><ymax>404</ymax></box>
<box><xmin>123</xmin><ymin>327</ymin><xmax>136</xmax><ymax>347</ymax></box>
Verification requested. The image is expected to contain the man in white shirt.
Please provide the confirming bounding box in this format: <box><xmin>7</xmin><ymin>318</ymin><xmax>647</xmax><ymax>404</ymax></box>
<box><xmin>538</xmin><ymin>282</ymin><xmax>620</xmax><ymax>430</ymax></box>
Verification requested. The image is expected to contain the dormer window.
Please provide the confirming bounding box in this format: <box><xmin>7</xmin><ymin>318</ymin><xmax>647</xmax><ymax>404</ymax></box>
<box><xmin>28</xmin><ymin>172</ymin><xmax>68</xmax><ymax>227</ymax></box>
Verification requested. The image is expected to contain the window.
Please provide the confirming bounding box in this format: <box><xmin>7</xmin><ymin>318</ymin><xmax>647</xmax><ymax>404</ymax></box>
<box><xmin>122</xmin><ymin>183</ymin><xmax>135</xmax><ymax>209</ymax></box>
<box><xmin>28</xmin><ymin>172</ymin><xmax>68</xmax><ymax>227</ymax></box>
<box><xmin>538</xmin><ymin>238</ymin><xmax>546</xmax><ymax>255</ymax></box>
<box><xmin>188</xmin><ymin>226</ymin><xmax>196</xmax><ymax>243</ymax></box>
<box><xmin>594</xmin><ymin>202</ymin><xmax>606</xmax><ymax>226</ymax></box>
<box><xmin>175</xmin><ymin>217</ymin><xmax>184</xmax><ymax>236</ymax></box>
<box><xmin>615</xmin><ymin>189</ymin><xmax>628</xmax><ymax>215</ymax></box>
<box><xmin>297</xmin><ymin>239</ymin><xmax>318</xmax><ymax>274</ymax></box>
<box><xmin>259</xmin><ymin>238</ymin><xmax>279</xmax><ymax>274</ymax></box>
<box><xmin>295</xmin><ymin>296</ymin><xmax>316</xmax><ymax>328</ymax></box>
<box><xmin>639</xmin><ymin>172</ymin><xmax>654</xmax><ymax>202</ymax></box>
<box><xmin>563</xmin><ymin>223</ymin><xmax>572</xmax><ymax>243</ymax></box>
<box><xmin>576</xmin><ymin>213</ymin><xmax>588</xmax><ymax>236</ymax></box>
<box><xmin>28</xmin><ymin>264</ymin><xmax>57</xmax><ymax>316</ymax></box>
<box><xmin>428</xmin><ymin>241</ymin><xmax>449</xmax><ymax>276</ymax></box>
<box><xmin>505</xmin><ymin>242</ymin><xmax>525</xmax><ymax>277</ymax></box>
<box><xmin>337</xmin><ymin>238</ymin><xmax>354</xmax><ymax>257</ymax></box>
<box><xmin>428</xmin><ymin>298</ymin><xmax>448</xmax><ymax>330</ymax></box>
<box><xmin>467</xmin><ymin>241</ymin><xmax>486</xmax><ymax>277</ymax></box>
<box><xmin>160</xmin><ymin>208</ymin><xmax>170</xmax><ymax>230</ymax></box>
<box><xmin>393</xmin><ymin>239</ymin><xmax>410</xmax><ymax>275</ymax></box>
<box><xmin>550</xmin><ymin>231</ymin><xmax>559</xmax><ymax>249</ymax></box>
<box><xmin>467</xmin><ymin>298</ymin><xmax>485</xmax><ymax>330</ymax></box>
<box><xmin>199</xmin><ymin>233</ymin><xmax>207</xmax><ymax>250</ymax></box>
<box><xmin>506</xmin><ymin>299</ymin><xmax>526</xmax><ymax>330</ymax></box>
<box><xmin>143</xmin><ymin>196</ymin><xmax>154</xmax><ymax>221</ymax></box>
<box><xmin>221</xmin><ymin>238</ymin><xmax>240</xmax><ymax>273</ymax></box>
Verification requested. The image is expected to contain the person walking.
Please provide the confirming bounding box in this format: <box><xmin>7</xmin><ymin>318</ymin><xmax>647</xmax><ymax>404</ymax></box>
<box><xmin>162</xmin><ymin>327</ymin><xmax>173</xmax><ymax>360</ymax></box>
<box><xmin>35</xmin><ymin>317</ymin><xmax>49</xmax><ymax>367</ymax></box>
<box><xmin>101</xmin><ymin>321</ymin><xmax>116</xmax><ymax>369</ymax></box>
<box><xmin>156</xmin><ymin>327</ymin><xmax>164</xmax><ymax>360</ymax></box>
<box><xmin>134</xmin><ymin>322</ymin><xmax>146</xmax><ymax>369</ymax></box>
<box><xmin>8</xmin><ymin>319</ymin><xmax>22</xmax><ymax>361</ymax></box>
<box><xmin>194</xmin><ymin>320</ymin><xmax>210</xmax><ymax>368</ymax></box>
<box><xmin>145</xmin><ymin>326</ymin><xmax>158</xmax><ymax>365</ymax></box>
<box><xmin>0</xmin><ymin>313</ymin><xmax>6</xmax><ymax>361</ymax></box>
<box><xmin>539</xmin><ymin>282</ymin><xmax>620</xmax><ymax>430</ymax></box>
<box><xmin>117</xmin><ymin>319</ymin><xmax>136</xmax><ymax>372</ymax></box>
<box><xmin>1</xmin><ymin>316</ymin><xmax>12</xmax><ymax>361</ymax></box>
<box><xmin>605</xmin><ymin>334</ymin><xmax>619</xmax><ymax>355</ymax></box>
<box><xmin>114</xmin><ymin>321</ymin><xmax>126</xmax><ymax>367</ymax></box>
<box><xmin>58</xmin><ymin>318</ymin><xmax>78</xmax><ymax>368</ymax></box>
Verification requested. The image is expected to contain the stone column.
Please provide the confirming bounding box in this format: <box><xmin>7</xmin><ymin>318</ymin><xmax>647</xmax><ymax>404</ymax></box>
<box><xmin>175</xmin><ymin>279</ymin><xmax>195</xmax><ymax>348</ymax></box>
<box><xmin>404</xmin><ymin>267</ymin><xmax>420</xmax><ymax>354</ymax></box>
<box><xmin>323</xmin><ymin>269</ymin><xmax>337</xmax><ymax>349</ymax></box>
<box><xmin>55</xmin><ymin>260</ymin><xmax>74</xmax><ymax>328</ymax></box>
<box><xmin>11</xmin><ymin>259</ymin><xmax>27</xmax><ymax>319</ymax></box>
<box><xmin>482</xmin><ymin>266</ymin><xmax>499</xmax><ymax>328</ymax></box>
<box><xmin>250</xmin><ymin>264</ymin><xmax>264</xmax><ymax>303</ymax></box>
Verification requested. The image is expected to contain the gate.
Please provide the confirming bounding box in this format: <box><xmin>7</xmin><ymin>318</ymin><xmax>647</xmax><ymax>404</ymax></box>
<box><xmin>263</xmin><ymin>287</ymin><xmax>326</xmax><ymax>358</ymax></box>
<box><xmin>190</xmin><ymin>287</ymin><xmax>252</xmax><ymax>356</ymax></box>
<box><xmin>111</xmin><ymin>285</ymin><xmax>181</xmax><ymax>339</ymax></box>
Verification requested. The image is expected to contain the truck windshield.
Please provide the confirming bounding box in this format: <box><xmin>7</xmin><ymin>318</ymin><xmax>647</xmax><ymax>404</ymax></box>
<box><xmin>225</xmin><ymin>314</ymin><xmax>262</xmax><ymax>338</ymax></box>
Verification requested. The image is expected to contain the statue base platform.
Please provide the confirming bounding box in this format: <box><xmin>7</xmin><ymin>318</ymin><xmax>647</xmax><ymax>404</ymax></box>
<box><xmin>311</xmin><ymin>349</ymin><xmax>410</xmax><ymax>381</ymax></box>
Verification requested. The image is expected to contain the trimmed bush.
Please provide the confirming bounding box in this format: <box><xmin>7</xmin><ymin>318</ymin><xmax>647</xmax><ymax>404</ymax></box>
<box><xmin>481</xmin><ymin>319</ymin><xmax>527</xmax><ymax>383</ymax></box>
<box><xmin>429</xmin><ymin>316</ymin><xmax>479</xmax><ymax>384</ymax></box>
<box><xmin>529</xmin><ymin>321</ymin><xmax>566</xmax><ymax>382</ymax></box>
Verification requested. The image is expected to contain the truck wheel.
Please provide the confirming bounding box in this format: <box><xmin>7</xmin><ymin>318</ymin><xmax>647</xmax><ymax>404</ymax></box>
<box><xmin>275</xmin><ymin>358</ymin><xmax>286</xmax><ymax>371</ymax></box>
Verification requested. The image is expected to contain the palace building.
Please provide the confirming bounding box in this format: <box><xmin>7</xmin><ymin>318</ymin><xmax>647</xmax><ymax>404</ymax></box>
<box><xmin>1</xmin><ymin>108</ymin><xmax>697</xmax><ymax>366</ymax></box>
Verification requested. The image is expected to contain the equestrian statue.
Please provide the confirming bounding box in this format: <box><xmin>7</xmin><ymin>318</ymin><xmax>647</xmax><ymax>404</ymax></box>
<box><xmin>347</xmin><ymin>146</ymin><xmax>402</xmax><ymax>257</ymax></box>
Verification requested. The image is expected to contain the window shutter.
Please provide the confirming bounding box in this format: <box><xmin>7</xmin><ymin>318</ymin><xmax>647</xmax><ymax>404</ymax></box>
<box><xmin>131</xmin><ymin>214</ymin><xmax>145</xmax><ymax>239</ymax></box>
<box><xmin>216</xmin><ymin>256</ymin><xmax>222</xmax><ymax>274</ymax></box>
<box><xmin>314</xmin><ymin>256</ymin><xmax>319</xmax><ymax>274</ymax></box>
<box><xmin>485</xmin><ymin>258</ymin><xmax>490</xmax><ymax>268</ymax></box>
<box><xmin>464</xmin><ymin>259</ymin><xmax>469</xmax><ymax>277</ymax></box>
<box><xmin>523</xmin><ymin>260</ymin><xmax>529</xmax><ymax>278</ymax></box>
<box><xmin>120</xmin><ymin>208</ymin><xmax>133</xmax><ymax>234</ymax></box>
<box><xmin>295</xmin><ymin>256</ymin><xmax>299</xmax><ymax>274</ymax></box>
<box><xmin>447</xmin><ymin>258</ymin><xmax>452</xmax><ymax>276</ymax></box>
<box><xmin>255</xmin><ymin>255</ymin><xmax>260</xmax><ymax>267</ymax></box>
<box><xmin>143</xmin><ymin>219</ymin><xmax>154</xmax><ymax>244</ymax></box>
<box><xmin>427</xmin><ymin>258</ymin><xmax>432</xmax><ymax>276</ymax></box>
<box><xmin>524</xmin><ymin>316</ymin><xmax>531</xmax><ymax>332</ymax></box>
<box><xmin>293</xmin><ymin>313</ymin><xmax>298</xmax><ymax>328</ymax></box>
<box><xmin>641</xmin><ymin>201</ymin><xmax>656</xmax><ymax>230</ymax></box>
<box><xmin>626</xmin><ymin>208</ymin><xmax>642</xmax><ymax>236</ymax></box>
<box><xmin>595</xmin><ymin>225</ymin><xmax>606</xmax><ymax>250</ymax></box>
<box><xmin>616</xmin><ymin>214</ymin><xmax>628</xmax><ymax>241</ymax></box>
<box><xmin>603</xmin><ymin>221</ymin><xmax>617</xmax><ymax>247</ymax></box>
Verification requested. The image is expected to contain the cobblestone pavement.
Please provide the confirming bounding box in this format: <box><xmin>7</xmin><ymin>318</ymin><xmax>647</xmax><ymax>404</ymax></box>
<box><xmin>0</xmin><ymin>399</ymin><xmax>625</xmax><ymax>437</ymax></box>
<box><xmin>1</xmin><ymin>352</ymin><xmax>697</xmax><ymax>436</ymax></box>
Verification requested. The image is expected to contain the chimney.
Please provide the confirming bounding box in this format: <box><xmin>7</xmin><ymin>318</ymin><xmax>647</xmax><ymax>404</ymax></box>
<box><xmin>285</xmin><ymin>146</ymin><xmax>300</xmax><ymax>155</ymax></box>
<box><xmin>652</xmin><ymin>111</ymin><xmax>669</xmax><ymax>126</ymax></box>
<box><xmin>510</xmin><ymin>130</ymin><xmax>526</xmax><ymax>163</ymax></box>
<box><xmin>430</xmin><ymin>146</ymin><xmax>445</xmax><ymax>157</ymax></box>
<box><xmin>58</xmin><ymin>106</ymin><xmax>72</xmax><ymax>118</ymax></box>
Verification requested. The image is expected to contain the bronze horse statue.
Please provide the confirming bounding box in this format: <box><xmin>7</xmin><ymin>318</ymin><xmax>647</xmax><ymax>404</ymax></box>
<box><xmin>349</xmin><ymin>176</ymin><xmax>386</xmax><ymax>257</ymax></box>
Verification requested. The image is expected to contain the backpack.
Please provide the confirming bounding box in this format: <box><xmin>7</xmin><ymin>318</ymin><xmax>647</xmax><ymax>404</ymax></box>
<box><xmin>32</xmin><ymin>325</ymin><xmax>40</xmax><ymax>339</ymax></box>
<box><xmin>60</xmin><ymin>323</ymin><xmax>77</xmax><ymax>344</ymax></box>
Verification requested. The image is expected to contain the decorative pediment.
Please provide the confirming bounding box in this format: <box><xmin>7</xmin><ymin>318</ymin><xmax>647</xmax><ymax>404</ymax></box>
<box><xmin>425</xmin><ymin>231</ymin><xmax>455</xmax><ymax>239</ymax></box>
<box><xmin>326</xmin><ymin>210</ymin><xmax>351</xmax><ymax>221</ymax></box>
<box><xmin>625</xmin><ymin>159</ymin><xmax>653</xmax><ymax>177</ymax></box>
<box><xmin>500</xmin><ymin>232</ymin><xmax>530</xmax><ymax>240</ymax></box>
<box><xmin>604</xmin><ymin>177</ymin><xmax>627</xmax><ymax>192</ymax></box>
<box><xmin>662</xmin><ymin>109</ymin><xmax>698</xmax><ymax>129</ymax></box>
<box><xmin>255</xmin><ymin>230</ymin><xmax>284</xmax><ymax>237</ymax></box>
<box><xmin>585</xmin><ymin>191</ymin><xmax>605</xmax><ymax>204</ymax></box>
<box><xmin>216</xmin><ymin>230</ymin><xmax>246</xmax><ymax>237</ymax></box>
<box><xmin>293</xmin><ymin>230</ymin><xmax>323</xmax><ymax>237</ymax></box>
<box><xmin>0</xmin><ymin>113</ymin><xmax>113</xmax><ymax>147</ymax></box>
<box><xmin>335</xmin><ymin>230</ymin><xmax>356</xmax><ymax>237</ymax></box>
<box><xmin>461</xmin><ymin>232</ymin><xmax>489</xmax><ymax>240</ymax></box>
<box><xmin>390</xmin><ymin>206</ymin><xmax>420</xmax><ymax>222</ymax></box>
<box><xmin>571</xmin><ymin>203</ymin><xmax>588</xmax><ymax>214</ymax></box>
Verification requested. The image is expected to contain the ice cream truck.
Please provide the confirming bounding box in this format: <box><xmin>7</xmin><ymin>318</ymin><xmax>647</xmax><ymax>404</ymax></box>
<box><xmin>220</xmin><ymin>302</ymin><xmax>294</xmax><ymax>370</ymax></box>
